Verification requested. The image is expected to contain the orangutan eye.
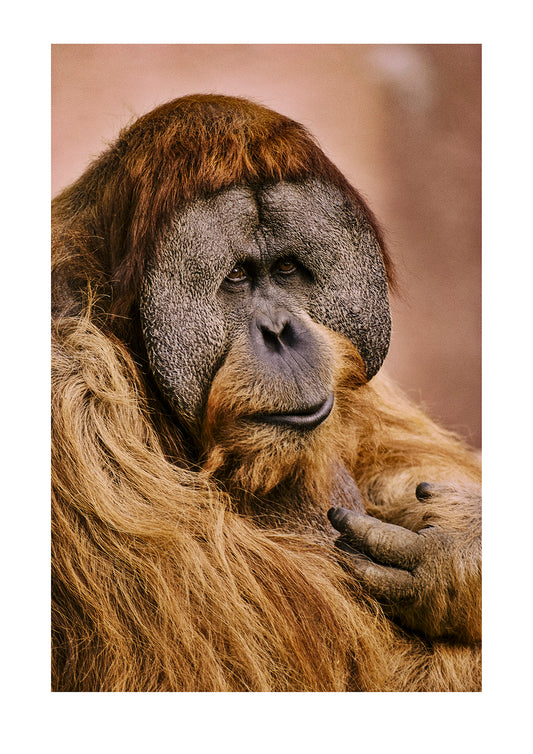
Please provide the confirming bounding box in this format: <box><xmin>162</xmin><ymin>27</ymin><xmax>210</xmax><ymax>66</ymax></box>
<box><xmin>225</xmin><ymin>265</ymin><xmax>248</xmax><ymax>282</ymax></box>
<box><xmin>276</xmin><ymin>259</ymin><xmax>297</xmax><ymax>274</ymax></box>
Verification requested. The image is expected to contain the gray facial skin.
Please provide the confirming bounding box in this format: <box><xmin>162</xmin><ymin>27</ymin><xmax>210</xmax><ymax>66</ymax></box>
<box><xmin>140</xmin><ymin>178</ymin><xmax>391</xmax><ymax>430</ymax></box>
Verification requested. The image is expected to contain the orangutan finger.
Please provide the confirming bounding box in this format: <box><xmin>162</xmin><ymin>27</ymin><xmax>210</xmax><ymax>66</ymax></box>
<box><xmin>415</xmin><ymin>481</ymin><xmax>460</xmax><ymax>501</ymax></box>
<box><xmin>415</xmin><ymin>482</ymin><xmax>434</xmax><ymax>501</ymax></box>
<box><xmin>328</xmin><ymin>507</ymin><xmax>422</xmax><ymax>569</ymax></box>
<box><xmin>334</xmin><ymin>541</ymin><xmax>417</xmax><ymax>603</ymax></box>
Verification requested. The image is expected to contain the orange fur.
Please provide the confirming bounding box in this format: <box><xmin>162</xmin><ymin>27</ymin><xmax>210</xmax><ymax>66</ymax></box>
<box><xmin>52</xmin><ymin>95</ymin><xmax>481</xmax><ymax>692</ymax></box>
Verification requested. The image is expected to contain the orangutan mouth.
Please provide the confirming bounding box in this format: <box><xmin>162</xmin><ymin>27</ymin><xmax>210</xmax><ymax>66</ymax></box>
<box><xmin>253</xmin><ymin>392</ymin><xmax>334</xmax><ymax>430</ymax></box>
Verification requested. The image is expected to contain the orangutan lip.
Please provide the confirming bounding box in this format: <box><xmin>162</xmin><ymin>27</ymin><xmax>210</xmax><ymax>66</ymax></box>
<box><xmin>254</xmin><ymin>392</ymin><xmax>334</xmax><ymax>430</ymax></box>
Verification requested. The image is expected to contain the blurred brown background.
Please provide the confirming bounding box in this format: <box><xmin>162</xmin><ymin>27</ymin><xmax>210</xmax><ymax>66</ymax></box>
<box><xmin>52</xmin><ymin>44</ymin><xmax>481</xmax><ymax>447</ymax></box>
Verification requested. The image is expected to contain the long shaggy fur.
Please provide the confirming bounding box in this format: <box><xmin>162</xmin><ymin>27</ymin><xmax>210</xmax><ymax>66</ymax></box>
<box><xmin>52</xmin><ymin>94</ymin><xmax>481</xmax><ymax>692</ymax></box>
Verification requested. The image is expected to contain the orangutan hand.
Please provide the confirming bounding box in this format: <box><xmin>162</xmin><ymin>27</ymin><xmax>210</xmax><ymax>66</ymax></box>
<box><xmin>328</xmin><ymin>483</ymin><xmax>481</xmax><ymax>644</ymax></box>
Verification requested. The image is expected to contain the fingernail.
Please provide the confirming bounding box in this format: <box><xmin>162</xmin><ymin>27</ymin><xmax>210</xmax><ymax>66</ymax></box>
<box><xmin>328</xmin><ymin>506</ymin><xmax>349</xmax><ymax>529</ymax></box>
<box><xmin>416</xmin><ymin>482</ymin><xmax>433</xmax><ymax>501</ymax></box>
<box><xmin>327</xmin><ymin>507</ymin><xmax>339</xmax><ymax>523</ymax></box>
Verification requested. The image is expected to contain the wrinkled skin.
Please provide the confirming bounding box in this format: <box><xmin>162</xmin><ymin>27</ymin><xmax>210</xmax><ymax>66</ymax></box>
<box><xmin>140</xmin><ymin>177</ymin><xmax>480</xmax><ymax>643</ymax></box>
<box><xmin>329</xmin><ymin>477</ymin><xmax>481</xmax><ymax>642</ymax></box>
<box><xmin>141</xmin><ymin>179</ymin><xmax>390</xmax><ymax>431</ymax></box>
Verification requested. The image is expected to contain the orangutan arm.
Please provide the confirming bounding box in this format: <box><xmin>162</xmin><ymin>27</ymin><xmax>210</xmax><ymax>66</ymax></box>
<box><xmin>328</xmin><ymin>484</ymin><xmax>481</xmax><ymax>643</ymax></box>
<box><xmin>328</xmin><ymin>377</ymin><xmax>481</xmax><ymax>644</ymax></box>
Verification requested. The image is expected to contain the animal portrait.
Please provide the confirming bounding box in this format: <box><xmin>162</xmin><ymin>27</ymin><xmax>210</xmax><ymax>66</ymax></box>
<box><xmin>51</xmin><ymin>93</ymin><xmax>481</xmax><ymax>692</ymax></box>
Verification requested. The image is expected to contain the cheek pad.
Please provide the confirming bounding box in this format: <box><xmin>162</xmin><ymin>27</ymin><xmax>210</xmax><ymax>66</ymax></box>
<box><xmin>140</xmin><ymin>190</ymin><xmax>256</xmax><ymax>425</ymax></box>
<box><xmin>140</xmin><ymin>268</ymin><xmax>226</xmax><ymax>427</ymax></box>
<box><xmin>304</xmin><ymin>218</ymin><xmax>391</xmax><ymax>380</ymax></box>
<box><xmin>259</xmin><ymin>180</ymin><xmax>391</xmax><ymax>381</ymax></box>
